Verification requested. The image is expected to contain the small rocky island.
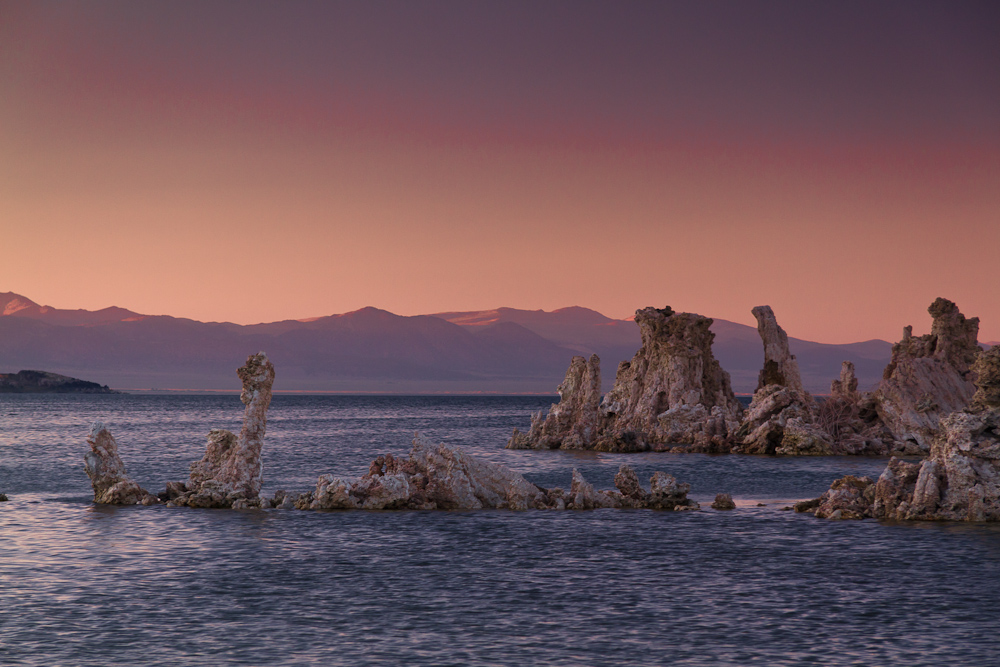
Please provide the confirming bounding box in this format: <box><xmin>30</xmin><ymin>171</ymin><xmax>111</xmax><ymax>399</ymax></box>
<box><xmin>0</xmin><ymin>370</ymin><xmax>117</xmax><ymax>394</ymax></box>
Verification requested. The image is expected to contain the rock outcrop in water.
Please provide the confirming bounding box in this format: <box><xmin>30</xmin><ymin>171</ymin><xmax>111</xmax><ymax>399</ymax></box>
<box><xmin>509</xmin><ymin>299</ymin><xmax>983</xmax><ymax>458</ymax></box>
<box><xmin>509</xmin><ymin>306</ymin><xmax>742</xmax><ymax>453</ymax></box>
<box><xmin>734</xmin><ymin>307</ymin><xmax>922</xmax><ymax>457</ymax></box>
<box><xmin>165</xmin><ymin>352</ymin><xmax>275</xmax><ymax>509</ymax></box>
<box><xmin>803</xmin><ymin>347</ymin><xmax>1000</xmax><ymax>521</ymax></box>
<box><xmin>509</xmin><ymin>354</ymin><xmax>601</xmax><ymax>450</ymax></box>
<box><xmin>84</xmin><ymin>422</ymin><xmax>158</xmax><ymax>505</ymax></box>
<box><xmin>794</xmin><ymin>475</ymin><xmax>876</xmax><ymax>519</ymax></box>
<box><xmin>296</xmin><ymin>440</ymin><xmax>699</xmax><ymax>511</ymax></box>
<box><xmin>872</xmin><ymin>298</ymin><xmax>980</xmax><ymax>453</ymax></box>
<box><xmin>711</xmin><ymin>493</ymin><xmax>736</xmax><ymax>510</ymax></box>
<box><xmin>597</xmin><ymin>307</ymin><xmax>743</xmax><ymax>452</ymax></box>
<box><xmin>733</xmin><ymin>306</ymin><xmax>831</xmax><ymax>455</ymax></box>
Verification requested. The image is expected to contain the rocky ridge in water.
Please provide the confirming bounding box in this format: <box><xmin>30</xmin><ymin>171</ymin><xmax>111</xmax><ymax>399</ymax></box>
<box><xmin>511</xmin><ymin>299</ymin><xmax>982</xmax><ymax>458</ymax></box>
<box><xmin>292</xmin><ymin>445</ymin><xmax>697</xmax><ymax>511</ymax></box>
<box><xmin>801</xmin><ymin>346</ymin><xmax>1000</xmax><ymax>521</ymax></box>
<box><xmin>83</xmin><ymin>352</ymin><xmax>700</xmax><ymax>511</ymax></box>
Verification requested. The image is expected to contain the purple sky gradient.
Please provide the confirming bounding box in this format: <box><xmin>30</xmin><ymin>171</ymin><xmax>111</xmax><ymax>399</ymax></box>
<box><xmin>2</xmin><ymin>1</ymin><xmax>998</xmax><ymax>341</ymax></box>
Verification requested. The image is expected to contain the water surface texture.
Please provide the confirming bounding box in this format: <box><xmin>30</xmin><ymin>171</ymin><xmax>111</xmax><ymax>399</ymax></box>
<box><xmin>2</xmin><ymin>395</ymin><xmax>999</xmax><ymax>666</ymax></box>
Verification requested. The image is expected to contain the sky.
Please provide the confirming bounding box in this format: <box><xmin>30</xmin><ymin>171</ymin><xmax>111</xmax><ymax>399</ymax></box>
<box><xmin>1</xmin><ymin>0</ymin><xmax>998</xmax><ymax>343</ymax></box>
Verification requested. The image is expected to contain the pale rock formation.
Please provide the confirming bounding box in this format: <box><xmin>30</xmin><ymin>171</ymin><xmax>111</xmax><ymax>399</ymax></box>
<box><xmin>613</xmin><ymin>464</ymin><xmax>646</xmax><ymax>503</ymax></box>
<box><xmin>166</xmin><ymin>352</ymin><xmax>275</xmax><ymax>509</ymax></box>
<box><xmin>603</xmin><ymin>465</ymin><xmax>698</xmax><ymax>510</ymax></box>
<box><xmin>301</xmin><ymin>439</ymin><xmax>548</xmax><ymax>511</ymax></box>
<box><xmin>508</xmin><ymin>307</ymin><xmax>742</xmax><ymax>453</ymax></box>
<box><xmin>508</xmin><ymin>354</ymin><xmax>601</xmax><ymax>449</ymax></box>
<box><xmin>297</xmin><ymin>441</ymin><xmax>698</xmax><ymax>511</ymax></box>
<box><xmin>711</xmin><ymin>493</ymin><xmax>736</xmax><ymax>510</ymax></box>
<box><xmin>596</xmin><ymin>307</ymin><xmax>742</xmax><ymax>452</ymax></box>
<box><xmin>84</xmin><ymin>422</ymin><xmax>158</xmax><ymax>505</ymax></box>
<box><xmin>310</xmin><ymin>475</ymin><xmax>358</xmax><ymax>510</ymax></box>
<box><xmin>752</xmin><ymin>305</ymin><xmax>806</xmax><ymax>394</ymax></box>
<box><xmin>873</xmin><ymin>298</ymin><xmax>980</xmax><ymax>452</ymax></box>
<box><xmin>734</xmin><ymin>306</ymin><xmax>831</xmax><ymax>455</ymax></box>
<box><xmin>648</xmin><ymin>471</ymin><xmax>697</xmax><ymax>510</ymax></box>
<box><xmin>795</xmin><ymin>476</ymin><xmax>876</xmax><ymax>520</ymax></box>
<box><xmin>807</xmin><ymin>347</ymin><xmax>1000</xmax><ymax>521</ymax></box>
<box><xmin>569</xmin><ymin>468</ymin><xmax>617</xmax><ymax>509</ymax></box>
<box><xmin>830</xmin><ymin>361</ymin><xmax>859</xmax><ymax>399</ymax></box>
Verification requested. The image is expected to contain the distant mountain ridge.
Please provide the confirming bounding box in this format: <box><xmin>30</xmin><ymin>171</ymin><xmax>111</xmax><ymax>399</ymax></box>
<box><xmin>0</xmin><ymin>292</ymin><xmax>892</xmax><ymax>393</ymax></box>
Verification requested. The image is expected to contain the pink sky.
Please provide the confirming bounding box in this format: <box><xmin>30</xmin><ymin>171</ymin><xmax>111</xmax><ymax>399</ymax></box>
<box><xmin>2</xmin><ymin>2</ymin><xmax>998</xmax><ymax>343</ymax></box>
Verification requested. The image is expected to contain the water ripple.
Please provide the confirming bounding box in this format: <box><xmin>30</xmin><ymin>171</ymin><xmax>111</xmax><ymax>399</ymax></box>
<box><xmin>1</xmin><ymin>395</ymin><xmax>999</xmax><ymax>665</ymax></box>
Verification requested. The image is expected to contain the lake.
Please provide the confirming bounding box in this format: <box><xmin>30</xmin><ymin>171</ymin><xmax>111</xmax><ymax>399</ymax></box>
<box><xmin>1</xmin><ymin>394</ymin><xmax>998</xmax><ymax>665</ymax></box>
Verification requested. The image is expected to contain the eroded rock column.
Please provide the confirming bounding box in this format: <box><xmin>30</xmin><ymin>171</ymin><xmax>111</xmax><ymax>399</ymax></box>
<box><xmin>508</xmin><ymin>354</ymin><xmax>601</xmax><ymax>450</ymax></box>
<box><xmin>84</xmin><ymin>422</ymin><xmax>157</xmax><ymax>505</ymax></box>
<box><xmin>166</xmin><ymin>352</ymin><xmax>275</xmax><ymax>509</ymax></box>
<box><xmin>873</xmin><ymin>298</ymin><xmax>980</xmax><ymax>452</ymax></box>
<box><xmin>734</xmin><ymin>306</ymin><xmax>830</xmax><ymax>455</ymax></box>
<box><xmin>595</xmin><ymin>306</ymin><xmax>743</xmax><ymax>452</ymax></box>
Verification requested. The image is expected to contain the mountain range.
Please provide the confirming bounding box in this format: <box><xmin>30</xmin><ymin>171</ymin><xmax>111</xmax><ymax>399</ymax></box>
<box><xmin>0</xmin><ymin>291</ymin><xmax>897</xmax><ymax>394</ymax></box>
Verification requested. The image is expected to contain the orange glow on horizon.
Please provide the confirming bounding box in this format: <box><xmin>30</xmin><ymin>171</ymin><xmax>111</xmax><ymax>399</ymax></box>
<box><xmin>2</xmin><ymin>3</ymin><xmax>998</xmax><ymax>345</ymax></box>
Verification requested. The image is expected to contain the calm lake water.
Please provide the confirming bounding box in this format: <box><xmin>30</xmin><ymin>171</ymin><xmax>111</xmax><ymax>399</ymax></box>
<box><xmin>2</xmin><ymin>394</ymin><xmax>999</xmax><ymax>666</ymax></box>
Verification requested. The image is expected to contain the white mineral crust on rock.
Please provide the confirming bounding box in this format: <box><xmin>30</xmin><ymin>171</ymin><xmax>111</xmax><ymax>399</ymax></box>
<box><xmin>84</xmin><ymin>422</ymin><xmax>157</xmax><ymax>505</ymax></box>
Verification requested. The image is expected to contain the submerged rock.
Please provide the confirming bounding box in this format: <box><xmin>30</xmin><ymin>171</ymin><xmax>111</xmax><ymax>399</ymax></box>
<box><xmin>509</xmin><ymin>354</ymin><xmax>601</xmax><ymax>450</ymax></box>
<box><xmin>808</xmin><ymin>347</ymin><xmax>1000</xmax><ymax>522</ymax></box>
<box><xmin>84</xmin><ymin>422</ymin><xmax>158</xmax><ymax>505</ymax></box>
<box><xmin>809</xmin><ymin>476</ymin><xmax>876</xmax><ymax>520</ymax></box>
<box><xmin>711</xmin><ymin>493</ymin><xmax>736</xmax><ymax>510</ymax></box>
<box><xmin>873</xmin><ymin>298</ymin><xmax>980</xmax><ymax>453</ymax></box>
<box><xmin>301</xmin><ymin>441</ymin><xmax>698</xmax><ymax>512</ymax></box>
<box><xmin>167</xmin><ymin>352</ymin><xmax>275</xmax><ymax>509</ymax></box>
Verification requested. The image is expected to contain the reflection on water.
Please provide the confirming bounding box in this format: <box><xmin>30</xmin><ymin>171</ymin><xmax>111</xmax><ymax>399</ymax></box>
<box><xmin>1</xmin><ymin>394</ymin><xmax>1000</xmax><ymax>666</ymax></box>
